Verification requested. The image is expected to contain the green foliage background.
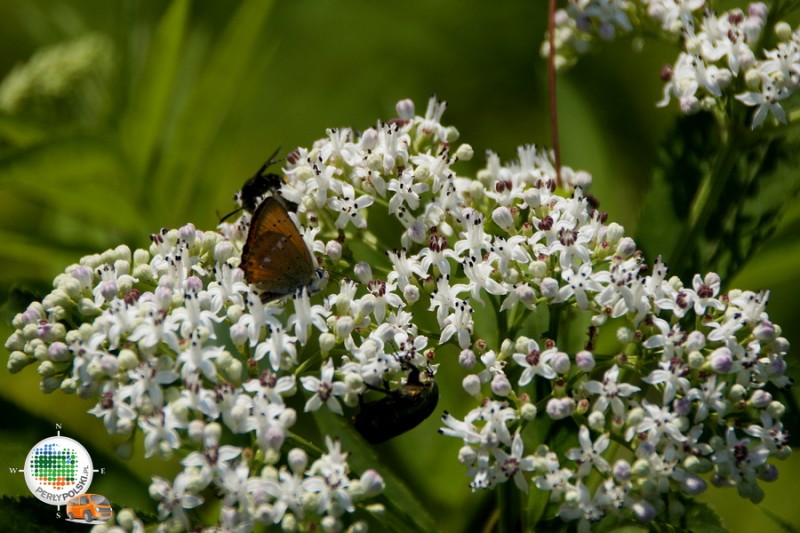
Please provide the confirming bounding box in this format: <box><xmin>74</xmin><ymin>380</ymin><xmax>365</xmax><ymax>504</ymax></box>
<box><xmin>0</xmin><ymin>1</ymin><xmax>798</xmax><ymax>531</ymax></box>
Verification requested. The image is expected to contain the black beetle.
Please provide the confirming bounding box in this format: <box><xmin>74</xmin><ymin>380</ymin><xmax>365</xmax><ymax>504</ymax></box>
<box><xmin>353</xmin><ymin>367</ymin><xmax>439</xmax><ymax>444</ymax></box>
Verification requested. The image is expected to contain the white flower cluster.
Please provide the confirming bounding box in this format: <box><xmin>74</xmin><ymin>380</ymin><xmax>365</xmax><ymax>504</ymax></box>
<box><xmin>6</xmin><ymin>97</ymin><xmax>792</xmax><ymax>530</ymax></box>
<box><xmin>546</xmin><ymin>0</ymin><xmax>800</xmax><ymax>128</ymax></box>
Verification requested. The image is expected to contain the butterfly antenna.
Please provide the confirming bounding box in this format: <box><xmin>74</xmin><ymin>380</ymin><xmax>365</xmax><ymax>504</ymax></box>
<box><xmin>218</xmin><ymin>206</ymin><xmax>244</xmax><ymax>223</ymax></box>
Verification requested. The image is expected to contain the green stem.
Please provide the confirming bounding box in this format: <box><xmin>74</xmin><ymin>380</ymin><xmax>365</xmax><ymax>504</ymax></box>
<box><xmin>497</xmin><ymin>478</ymin><xmax>522</xmax><ymax>532</ymax></box>
<box><xmin>286</xmin><ymin>431</ymin><xmax>324</xmax><ymax>458</ymax></box>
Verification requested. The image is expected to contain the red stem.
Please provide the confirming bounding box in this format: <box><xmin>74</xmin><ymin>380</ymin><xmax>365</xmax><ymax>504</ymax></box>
<box><xmin>548</xmin><ymin>0</ymin><xmax>562</xmax><ymax>188</ymax></box>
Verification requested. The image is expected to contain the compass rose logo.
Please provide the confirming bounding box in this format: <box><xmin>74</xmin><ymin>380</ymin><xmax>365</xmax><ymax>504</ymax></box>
<box><xmin>23</xmin><ymin>435</ymin><xmax>93</xmax><ymax>506</ymax></box>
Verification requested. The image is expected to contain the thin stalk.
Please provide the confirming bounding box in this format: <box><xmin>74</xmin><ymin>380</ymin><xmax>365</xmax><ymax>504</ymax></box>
<box><xmin>498</xmin><ymin>478</ymin><xmax>522</xmax><ymax>532</ymax></box>
<box><xmin>548</xmin><ymin>0</ymin><xmax>562</xmax><ymax>187</ymax></box>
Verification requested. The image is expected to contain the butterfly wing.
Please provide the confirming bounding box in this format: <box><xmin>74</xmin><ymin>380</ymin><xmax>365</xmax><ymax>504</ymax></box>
<box><xmin>241</xmin><ymin>197</ymin><xmax>315</xmax><ymax>302</ymax></box>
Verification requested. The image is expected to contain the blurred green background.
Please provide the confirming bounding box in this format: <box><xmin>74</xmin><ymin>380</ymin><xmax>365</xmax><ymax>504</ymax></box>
<box><xmin>0</xmin><ymin>1</ymin><xmax>798</xmax><ymax>531</ymax></box>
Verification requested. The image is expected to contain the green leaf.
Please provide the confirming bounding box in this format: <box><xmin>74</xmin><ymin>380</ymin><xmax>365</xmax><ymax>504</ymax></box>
<box><xmin>637</xmin><ymin>112</ymin><xmax>800</xmax><ymax>282</ymax></box>
<box><xmin>683</xmin><ymin>500</ymin><xmax>729</xmax><ymax>533</ymax></box>
<box><xmin>0</xmin><ymin>229</ymin><xmax>83</xmax><ymax>285</ymax></box>
<box><xmin>0</xmin><ymin>113</ymin><xmax>52</xmax><ymax>147</ymax></box>
<box><xmin>152</xmin><ymin>0</ymin><xmax>276</xmax><ymax>225</ymax></box>
<box><xmin>0</xmin><ymin>137</ymin><xmax>146</xmax><ymax>237</ymax></box>
<box><xmin>120</xmin><ymin>0</ymin><xmax>190</xmax><ymax>180</ymax></box>
<box><xmin>0</xmin><ymin>137</ymin><xmax>152</xmax><ymax>234</ymax></box>
<box><xmin>525</xmin><ymin>484</ymin><xmax>550</xmax><ymax>529</ymax></box>
<box><xmin>311</xmin><ymin>407</ymin><xmax>439</xmax><ymax>533</ymax></box>
<box><xmin>731</xmin><ymin>238</ymin><xmax>800</xmax><ymax>288</ymax></box>
<box><xmin>0</xmin><ymin>496</ymin><xmax>87</xmax><ymax>532</ymax></box>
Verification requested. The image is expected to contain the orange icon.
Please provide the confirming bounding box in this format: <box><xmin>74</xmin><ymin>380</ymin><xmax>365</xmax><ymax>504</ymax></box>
<box><xmin>66</xmin><ymin>493</ymin><xmax>112</xmax><ymax>522</ymax></box>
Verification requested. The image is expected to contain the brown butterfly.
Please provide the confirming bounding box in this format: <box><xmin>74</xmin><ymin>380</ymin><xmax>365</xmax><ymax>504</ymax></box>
<box><xmin>241</xmin><ymin>197</ymin><xmax>325</xmax><ymax>303</ymax></box>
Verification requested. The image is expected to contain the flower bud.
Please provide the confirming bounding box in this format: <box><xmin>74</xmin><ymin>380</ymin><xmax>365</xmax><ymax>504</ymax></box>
<box><xmin>459</xmin><ymin>349</ymin><xmax>476</xmax><ymax>369</ymax></box>
<box><xmin>545</xmin><ymin>397</ymin><xmax>575</xmax><ymax>420</ymax></box>
<box><xmin>396</xmin><ymin>99</ymin><xmax>415</xmax><ymax>119</ymax></box>
<box><xmin>540</xmin><ymin>277</ymin><xmax>559</xmax><ymax>299</ymax></box>
<box><xmin>520</xmin><ymin>402</ymin><xmax>537</xmax><ymax>421</ymax></box>
<box><xmin>575</xmin><ymin>350</ymin><xmax>595</xmax><ymax>371</ymax></box>
<box><xmin>118</xmin><ymin>349</ymin><xmax>139</xmax><ymax>371</ymax></box>
<box><xmin>188</xmin><ymin>420</ymin><xmax>205</xmax><ymax>443</ymax></box>
<box><xmin>728</xmin><ymin>383</ymin><xmax>746</xmax><ymax>401</ymax></box>
<box><xmin>462</xmin><ymin>374</ymin><xmax>482</xmax><ymax>397</ymax></box>
<box><xmin>552</xmin><ymin>351</ymin><xmax>570</xmax><ymax>374</ymax></box>
<box><xmin>319</xmin><ymin>332</ymin><xmax>336</xmax><ymax>356</ymax></box>
<box><xmin>458</xmin><ymin>445</ymin><xmax>477</xmax><ymax>465</ymax></box>
<box><xmin>588</xmin><ymin>411</ymin><xmax>605</xmax><ymax>431</ymax></box>
<box><xmin>749</xmin><ymin>389</ymin><xmax>772</xmax><ymax>408</ymax></box>
<box><xmin>455</xmin><ymin>144</ymin><xmax>473</xmax><ymax>161</ymax></box>
<box><xmin>615</xmin><ymin>237</ymin><xmax>636</xmax><ymax>258</ymax></box>
<box><xmin>491</xmin><ymin>374</ymin><xmax>512</xmax><ymax>397</ymax></box>
<box><xmin>492</xmin><ymin>206</ymin><xmax>514</xmax><ymax>231</ymax></box>
<box><xmin>336</xmin><ymin>316</ymin><xmax>355</xmax><ymax>340</ymax></box>
<box><xmin>354</xmin><ymin>262</ymin><xmax>373</xmax><ymax>283</ymax></box>
<box><xmin>523</xmin><ymin>188</ymin><xmax>541</xmax><ymax>209</ymax></box>
<box><xmin>758</xmin><ymin>463</ymin><xmax>779</xmax><ymax>482</ymax></box>
<box><xmin>613</xmin><ymin>459</ymin><xmax>631</xmax><ymax>481</ymax></box>
<box><xmin>766</xmin><ymin>400</ymin><xmax>785</xmax><ymax>419</ymax></box>
<box><xmin>359</xmin><ymin>469</ymin><xmax>385</xmax><ymax>498</ymax></box>
<box><xmin>288</xmin><ymin>448</ymin><xmax>308</xmax><ymax>474</ymax></box>
<box><xmin>709</xmin><ymin>347</ymin><xmax>733</xmax><ymax>373</ymax></box>
<box><xmin>325</xmin><ymin>240</ymin><xmax>342</xmax><ymax>261</ymax></box>
<box><xmin>403</xmin><ymin>284</ymin><xmax>420</xmax><ymax>304</ymax></box>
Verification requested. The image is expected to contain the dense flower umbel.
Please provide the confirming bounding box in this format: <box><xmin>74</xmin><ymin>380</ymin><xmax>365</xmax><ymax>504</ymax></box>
<box><xmin>545</xmin><ymin>0</ymin><xmax>800</xmax><ymax>128</ymax></box>
<box><xmin>6</xmin><ymin>97</ymin><xmax>792</xmax><ymax>531</ymax></box>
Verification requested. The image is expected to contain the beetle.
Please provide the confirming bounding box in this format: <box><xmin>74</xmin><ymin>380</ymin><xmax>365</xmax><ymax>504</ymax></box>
<box><xmin>353</xmin><ymin>367</ymin><xmax>439</xmax><ymax>444</ymax></box>
<box><xmin>220</xmin><ymin>148</ymin><xmax>297</xmax><ymax>222</ymax></box>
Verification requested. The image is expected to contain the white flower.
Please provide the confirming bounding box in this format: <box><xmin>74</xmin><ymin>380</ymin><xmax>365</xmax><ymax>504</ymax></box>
<box><xmin>565</xmin><ymin>425</ymin><xmax>610</xmax><ymax>478</ymax></box>
<box><xmin>328</xmin><ymin>183</ymin><xmax>374</xmax><ymax>229</ymax></box>
<box><xmin>735</xmin><ymin>75</ymin><xmax>790</xmax><ymax>128</ymax></box>
<box><xmin>301</xmin><ymin>359</ymin><xmax>347</xmax><ymax>415</ymax></box>
<box><xmin>583</xmin><ymin>365</ymin><xmax>640</xmax><ymax>419</ymax></box>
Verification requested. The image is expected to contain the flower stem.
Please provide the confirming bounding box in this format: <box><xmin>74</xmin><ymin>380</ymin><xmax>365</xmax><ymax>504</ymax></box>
<box><xmin>497</xmin><ymin>477</ymin><xmax>523</xmax><ymax>532</ymax></box>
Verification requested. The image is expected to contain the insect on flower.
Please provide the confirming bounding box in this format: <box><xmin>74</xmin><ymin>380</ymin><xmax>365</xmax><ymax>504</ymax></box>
<box><xmin>220</xmin><ymin>148</ymin><xmax>297</xmax><ymax>223</ymax></box>
<box><xmin>353</xmin><ymin>367</ymin><xmax>439</xmax><ymax>444</ymax></box>
<box><xmin>240</xmin><ymin>196</ymin><xmax>326</xmax><ymax>303</ymax></box>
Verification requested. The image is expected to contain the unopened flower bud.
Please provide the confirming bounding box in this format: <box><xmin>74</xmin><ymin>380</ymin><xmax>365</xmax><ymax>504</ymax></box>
<box><xmin>462</xmin><ymin>375</ymin><xmax>482</xmax><ymax>396</ymax></box>
<box><xmin>491</xmin><ymin>374</ymin><xmax>512</xmax><ymax>397</ymax></box>
<box><xmin>354</xmin><ymin>262</ymin><xmax>372</xmax><ymax>283</ymax></box>
<box><xmin>396</xmin><ymin>99</ymin><xmax>415</xmax><ymax>119</ymax></box>
<box><xmin>615</xmin><ymin>237</ymin><xmax>636</xmax><ymax>258</ymax></box>
<box><xmin>540</xmin><ymin>277</ymin><xmax>559</xmax><ymax>299</ymax></box>
<box><xmin>709</xmin><ymin>347</ymin><xmax>733</xmax><ymax>373</ymax></box>
<box><xmin>492</xmin><ymin>206</ymin><xmax>514</xmax><ymax>231</ymax></box>
<box><xmin>576</xmin><ymin>350</ymin><xmax>595</xmax><ymax>371</ymax></box>
<box><xmin>458</xmin><ymin>348</ymin><xmax>477</xmax><ymax>369</ymax></box>
<box><xmin>325</xmin><ymin>240</ymin><xmax>342</xmax><ymax>261</ymax></box>
<box><xmin>552</xmin><ymin>351</ymin><xmax>570</xmax><ymax>374</ymax></box>
<box><xmin>403</xmin><ymin>284</ymin><xmax>420</xmax><ymax>304</ymax></box>
<box><xmin>455</xmin><ymin>144</ymin><xmax>473</xmax><ymax>161</ymax></box>
<box><xmin>520</xmin><ymin>402</ymin><xmax>537</xmax><ymax>420</ymax></box>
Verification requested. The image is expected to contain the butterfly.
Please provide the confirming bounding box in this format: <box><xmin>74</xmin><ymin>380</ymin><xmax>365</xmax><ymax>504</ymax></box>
<box><xmin>240</xmin><ymin>196</ymin><xmax>326</xmax><ymax>303</ymax></box>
